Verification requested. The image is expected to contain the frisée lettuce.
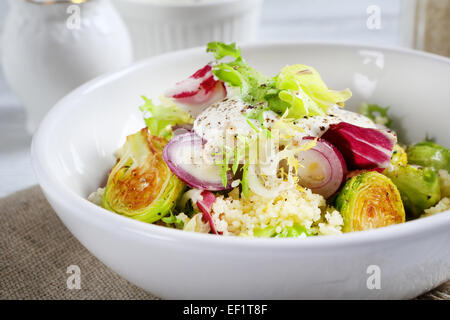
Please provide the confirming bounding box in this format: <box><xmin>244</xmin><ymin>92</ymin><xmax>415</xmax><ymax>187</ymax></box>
<box><xmin>140</xmin><ymin>96</ymin><xmax>193</xmax><ymax>139</ymax></box>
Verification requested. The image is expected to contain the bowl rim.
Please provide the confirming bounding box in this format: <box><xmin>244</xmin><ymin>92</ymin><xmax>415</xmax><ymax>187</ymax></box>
<box><xmin>31</xmin><ymin>41</ymin><xmax>450</xmax><ymax>251</ymax></box>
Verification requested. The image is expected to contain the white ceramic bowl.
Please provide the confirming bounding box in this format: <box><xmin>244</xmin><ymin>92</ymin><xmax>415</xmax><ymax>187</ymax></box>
<box><xmin>32</xmin><ymin>42</ymin><xmax>450</xmax><ymax>299</ymax></box>
<box><xmin>112</xmin><ymin>0</ymin><xmax>262</xmax><ymax>59</ymax></box>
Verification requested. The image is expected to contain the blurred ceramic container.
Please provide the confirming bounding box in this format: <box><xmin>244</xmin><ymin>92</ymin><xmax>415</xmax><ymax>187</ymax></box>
<box><xmin>2</xmin><ymin>0</ymin><xmax>133</xmax><ymax>133</ymax></box>
<box><xmin>112</xmin><ymin>0</ymin><xmax>263</xmax><ymax>60</ymax></box>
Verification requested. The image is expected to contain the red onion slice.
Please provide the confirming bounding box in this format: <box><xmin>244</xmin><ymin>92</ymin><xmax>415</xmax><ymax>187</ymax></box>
<box><xmin>321</xmin><ymin>122</ymin><xmax>396</xmax><ymax>170</ymax></box>
<box><xmin>163</xmin><ymin>132</ymin><xmax>232</xmax><ymax>191</ymax></box>
<box><xmin>165</xmin><ymin>64</ymin><xmax>226</xmax><ymax>116</ymax></box>
<box><xmin>196</xmin><ymin>190</ymin><xmax>220</xmax><ymax>235</ymax></box>
<box><xmin>172</xmin><ymin>124</ymin><xmax>193</xmax><ymax>136</ymax></box>
<box><xmin>297</xmin><ymin>137</ymin><xmax>348</xmax><ymax>198</ymax></box>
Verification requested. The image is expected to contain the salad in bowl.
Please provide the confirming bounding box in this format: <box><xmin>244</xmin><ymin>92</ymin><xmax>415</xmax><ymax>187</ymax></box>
<box><xmin>88</xmin><ymin>42</ymin><xmax>450</xmax><ymax>238</ymax></box>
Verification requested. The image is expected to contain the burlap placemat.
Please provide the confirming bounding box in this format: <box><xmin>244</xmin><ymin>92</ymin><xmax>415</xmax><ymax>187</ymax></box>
<box><xmin>0</xmin><ymin>186</ymin><xmax>449</xmax><ymax>300</ymax></box>
<box><xmin>0</xmin><ymin>186</ymin><xmax>156</xmax><ymax>300</ymax></box>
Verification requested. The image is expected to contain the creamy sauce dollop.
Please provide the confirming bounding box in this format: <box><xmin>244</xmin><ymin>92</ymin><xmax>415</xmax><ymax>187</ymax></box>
<box><xmin>194</xmin><ymin>98</ymin><xmax>377</xmax><ymax>151</ymax></box>
<box><xmin>291</xmin><ymin>105</ymin><xmax>377</xmax><ymax>141</ymax></box>
<box><xmin>193</xmin><ymin>98</ymin><xmax>259</xmax><ymax>153</ymax></box>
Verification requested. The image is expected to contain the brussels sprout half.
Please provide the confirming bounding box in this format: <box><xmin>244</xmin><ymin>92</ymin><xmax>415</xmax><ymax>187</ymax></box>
<box><xmin>390</xmin><ymin>144</ymin><xmax>407</xmax><ymax>167</ymax></box>
<box><xmin>384</xmin><ymin>165</ymin><xmax>440</xmax><ymax>218</ymax></box>
<box><xmin>102</xmin><ymin>128</ymin><xmax>185</xmax><ymax>223</ymax></box>
<box><xmin>407</xmin><ymin>141</ymin><xmax>450</xmax><ymax>172</ymax></box>
<box><xmin>336</xmin><ymin>171</ymin><xmax>405</xmax><ymax>232</ymax></box>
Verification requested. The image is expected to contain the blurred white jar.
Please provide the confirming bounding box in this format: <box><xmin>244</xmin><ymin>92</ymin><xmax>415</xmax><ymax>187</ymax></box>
<box><xmin>112</xmin><ymin>0</ymin><xmax>263</xmax><ymax>60</ymax></box>
<box><xmin>2</xmin><ymin>0</ymin><xmax>133</xmax><ymax>133</ymax></box>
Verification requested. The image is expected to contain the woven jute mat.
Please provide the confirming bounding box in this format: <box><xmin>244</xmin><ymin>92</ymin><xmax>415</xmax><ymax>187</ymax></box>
<box><xmin>1</xmin><ymin>186</ymin><xmax>449</xmax><ymax>300</ymax></box>
<box><xmin>0</xmin><ymin>186</ymin><xmax>155</xmax><ymax>300</ymax></box>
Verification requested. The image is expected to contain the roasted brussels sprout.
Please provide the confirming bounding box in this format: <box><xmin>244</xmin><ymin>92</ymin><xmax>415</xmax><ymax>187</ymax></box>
<box><xmin>384</xmin><ymin>165</ymin><xmax>440</xmax><ymax>218</ymax></box>
<box><xmin>102</xmin><ymin>128</ymin><xmax>185</xmax><ymax>222</ymax></box>
<box><xmin>390</xmin><ymin>144</ymin><xmax>407</xmax><ymax>167</ymax></box>
<box><xmin>336</xmin><ymin>171</ymin><xmax>405</xmax><ymax>232</ymax></box>
<box><xmin>407</xmin><ymin>141</ymin><xmax>450</xmax><ymax>172</ymax></box>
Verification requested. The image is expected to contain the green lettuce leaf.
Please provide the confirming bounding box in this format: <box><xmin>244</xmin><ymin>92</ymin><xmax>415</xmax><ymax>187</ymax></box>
<box><xmin>274</xmin><ymin>224</ymin><xmax>310</xmax><ymax>238</ymax></box>
<box><xmin>161</xmin><ymin>210</ymin><xmax>184</xmax><ymax>229</ymax></box>
<box><xmin>253</xmin><ymin>224</ymin><xmax>311</xmax><ymax>238</ymax></box>
<box><xmin>276</xmin><ymin>64</ymin><xmax>352</xmax><ymax>117</ymax></box>
<box><xmin>206</xmin><ymin>42</ymin><xmax>351</xmax><ymax>119</ymax></box>
<box><xmin>358</xmin><ymin>103</ymin><xmax>393</xmax><ymax>128</ymax></box>
<box><xmin>241</xmin><ymin>162</ymin><xmax>250</xmax><ymax>198</ymax></box>
<box><xmin>207</xmin><ymin>42</ymin><xmax>242</xmax><ymax>60</ymax></box>
<box><xmin>207</xmin><ymin>42</ymin><xmax>275</xmax><ymax>106</ymax></box>
<box><xmin>139</xmin><ymin>96</ymin><xmax>193</xmax><ymax>139</ymax></box>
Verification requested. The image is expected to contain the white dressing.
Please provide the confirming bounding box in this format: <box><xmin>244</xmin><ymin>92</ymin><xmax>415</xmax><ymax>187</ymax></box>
<box><xmin>193</xmin><ymin>97</ymin><xmax>258</xmax><ymax>153</ymax></box>
<box><xmin>292</xmin><ymin>105</ymin><xmax>377</xmax><ymax>140</ymax></box>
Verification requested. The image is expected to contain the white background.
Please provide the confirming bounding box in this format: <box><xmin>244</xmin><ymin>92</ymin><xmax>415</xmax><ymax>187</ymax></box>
<box><xmin>0</xmin><ymin>0</ymin><xmax>404</xmax><ymax>197</ymax></box>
